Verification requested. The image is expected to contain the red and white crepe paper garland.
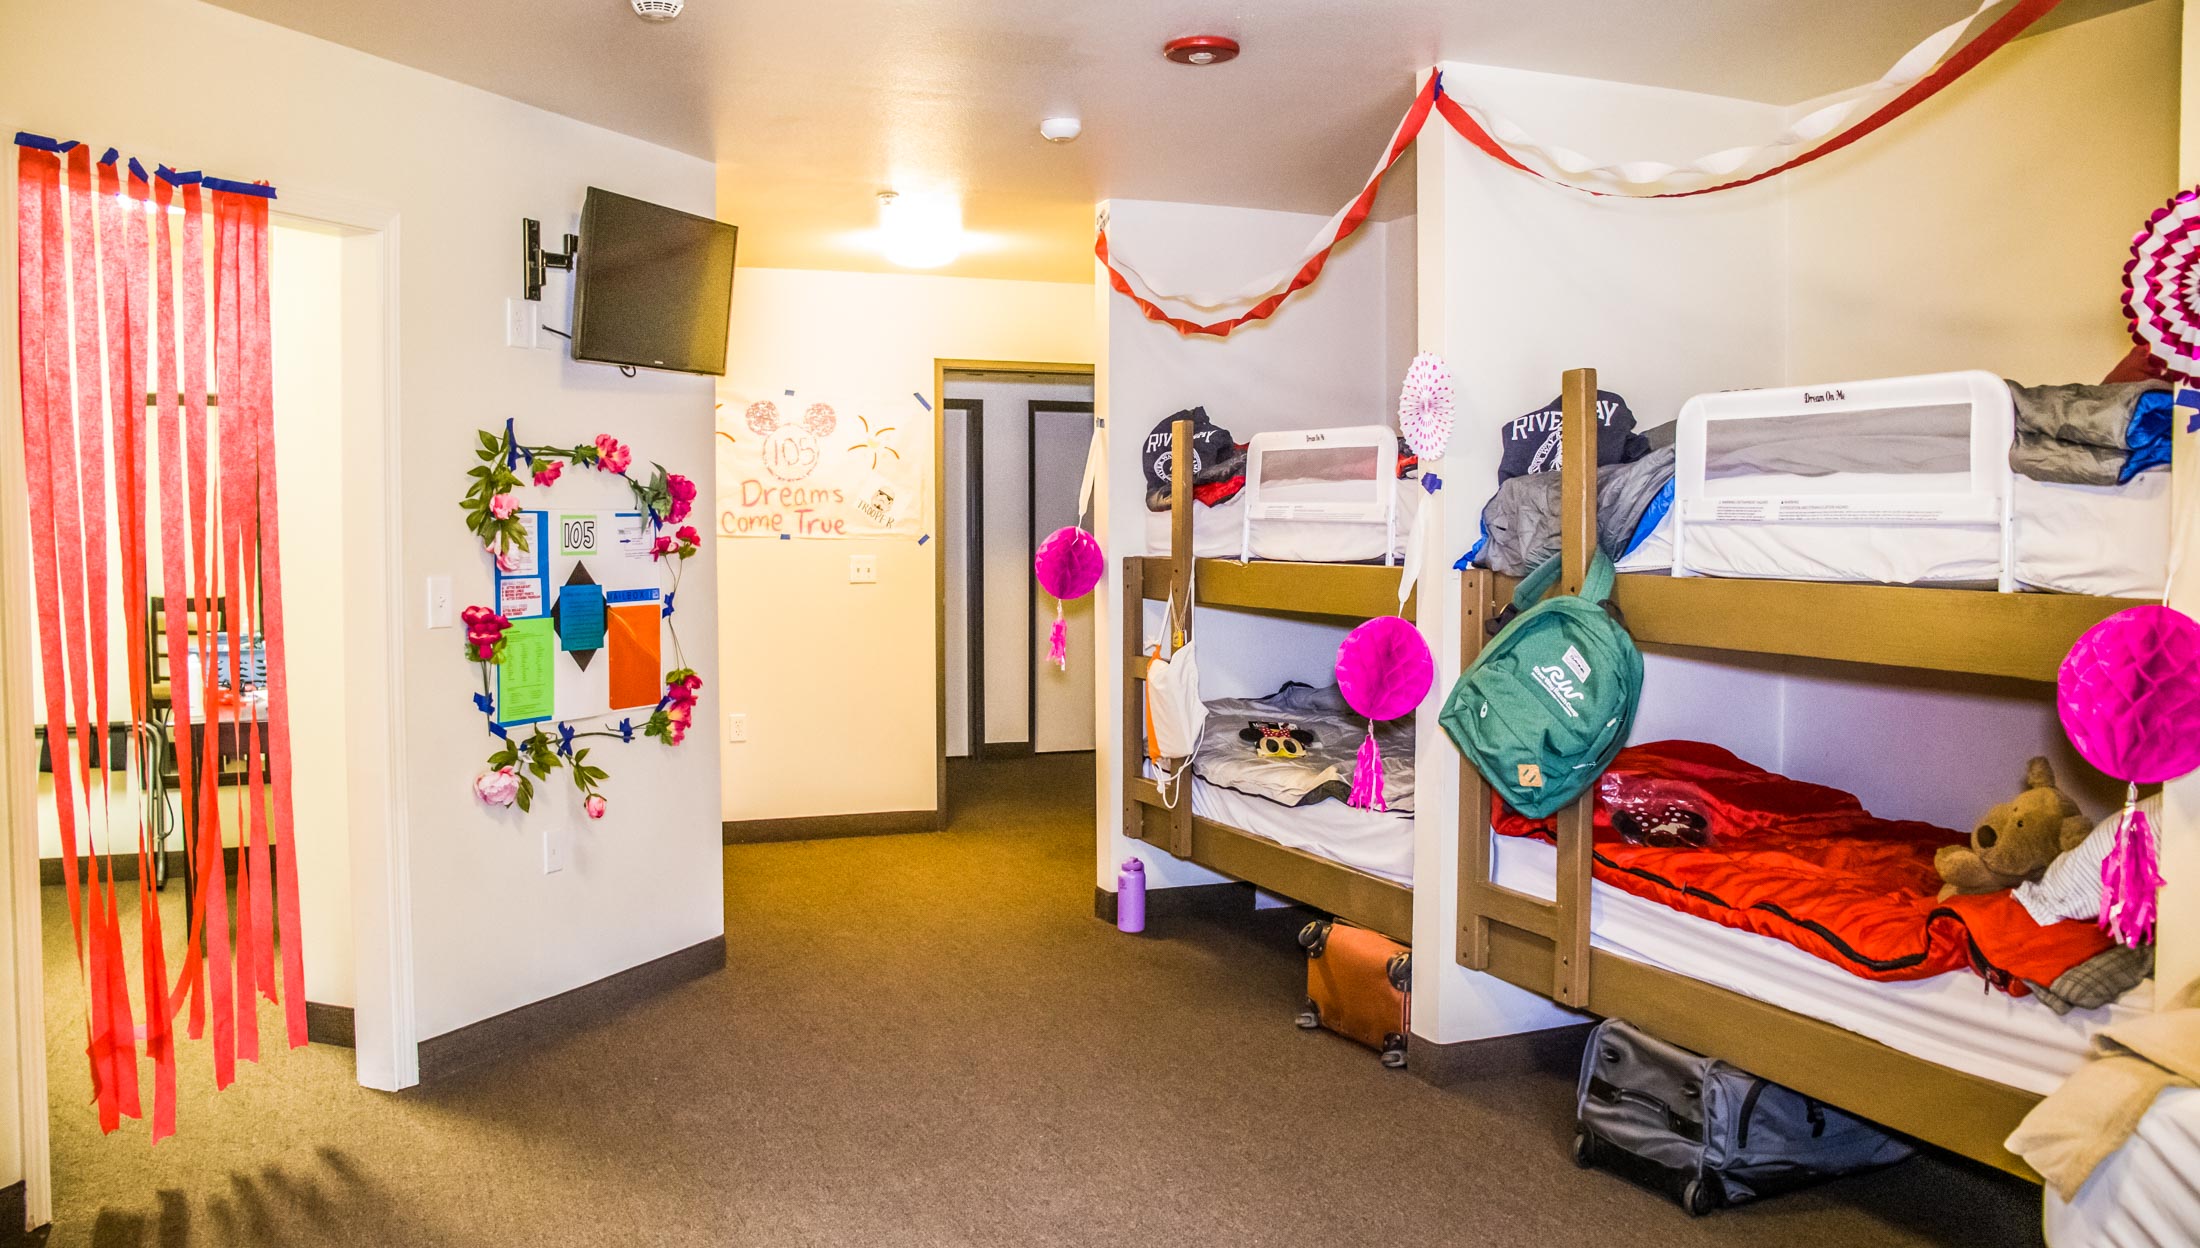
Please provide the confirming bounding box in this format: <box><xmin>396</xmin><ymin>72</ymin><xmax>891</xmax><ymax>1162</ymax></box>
<box><xmin>1397</xmin><ymin>353</ymin><xmax>1454</xmax><ymax>461</ymax></box>
<box><xmin>2124</xmin><ymin>186</ymin><xmax>2200</xmax><ymax>383</ymax></box>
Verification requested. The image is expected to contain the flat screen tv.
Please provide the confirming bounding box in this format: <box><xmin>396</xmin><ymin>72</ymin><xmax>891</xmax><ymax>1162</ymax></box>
<box><xmin>570</xmin><ymin>187</ymin><xmax>738</xmax><ymax>376</ymax></box>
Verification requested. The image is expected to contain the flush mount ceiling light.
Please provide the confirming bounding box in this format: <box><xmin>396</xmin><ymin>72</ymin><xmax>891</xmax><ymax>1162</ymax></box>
<box><xmin>632</xmin><ymin>0</ymin><xmax>684</xmax><ymax>22</ymax></box>
<box><xmin>1039</xmin><ymin>117</ymin><xmax>1082</xmax><ymax>144</ymax></box>
<box><xmin>1163</xmin><ymin>35</ymin><xmax>1239</xmax><ymax>66</ymax></box>
<box><xmin>876</xmin><ymin>190</ymin><xmax>964</xmax><ymax>269</ymax></box>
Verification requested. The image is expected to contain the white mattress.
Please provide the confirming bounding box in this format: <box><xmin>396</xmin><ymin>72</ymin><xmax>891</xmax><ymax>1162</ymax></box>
<box><xmin>2013</xmin><ymin>471</ymin><xmax>2170</xmax><ymax>599</ymax></box>
<box><xmin>1491</xmin><ymin>834</ymin><xmax>2150</xmax><ymax>1095</ymax></box>
<box><xmin>2045</xmin><ymin>1086</ymin><xmax>2200</xmax><ymax>1247</ymax></box>
<box><xmin>1142</xmin><ymin>486</ymin><xmax>1419</xmax><ymax>562</ymax></box>
<box><xmin>1671</xmin><ymin>468</ymin><xmax>2167</xmax><ymax>597</ymax></box>
<box><xmin>1147</xmin><ymin>763</ymin><xmax>1413</xmax><ymax>885</ymax></box>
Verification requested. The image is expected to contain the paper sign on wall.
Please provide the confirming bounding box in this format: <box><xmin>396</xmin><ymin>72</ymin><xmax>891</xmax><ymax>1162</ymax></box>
<box><xmin>715</xmin><ymin>394</ymin><xmax>925</xmax><ymax>539</ymax></box>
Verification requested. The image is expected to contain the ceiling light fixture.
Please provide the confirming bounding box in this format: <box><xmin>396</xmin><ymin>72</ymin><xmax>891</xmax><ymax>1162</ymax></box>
<box><xmin>875</xmin><ymin>191</ymin><xmax>964</xmax><ymax>269</ymax></box>
<box><xmin>1039</xmin><ymin>117</ymin><xmax>1082</xmax><ymax>144</ymax></box>
<box><xmin>1163</xmin><ymin>35</ymin><xmax>1239</xmax><ymax>66</ymax></box>
<box><xmin>632</xmin><ymin>0</ymin><xmax>684</xmax><ymax>22</ymax></box>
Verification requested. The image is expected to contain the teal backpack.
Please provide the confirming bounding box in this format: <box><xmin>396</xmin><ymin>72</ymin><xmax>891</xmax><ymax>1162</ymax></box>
<box><xmin>1441</xmin><ymin>551</ymin><xmax>1642</xmax><ymax>819</ymax></box>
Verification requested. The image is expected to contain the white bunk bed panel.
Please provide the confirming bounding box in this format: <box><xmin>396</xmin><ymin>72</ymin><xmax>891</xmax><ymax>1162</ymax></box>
<box><xmin>1146</xmin><ymin>762</ymin><xmax>1413</xmax><ymax>884</ymax></box>
<box><xmin>1492</xmin><ymin>835</ymin><xmax>2150</xmax><ymax>1096</ymax></box>
<box><xmin>2011</xmin><ymin>470</ymin><xmax>2170</xmax><ymax>599</ymax></box>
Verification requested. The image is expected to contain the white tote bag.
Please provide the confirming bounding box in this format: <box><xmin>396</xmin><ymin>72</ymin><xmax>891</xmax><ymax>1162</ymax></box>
<box><xmin>1144</xmin><ymin>565</ymin><xmax>1207</xmax><ymax>805</ymax></box>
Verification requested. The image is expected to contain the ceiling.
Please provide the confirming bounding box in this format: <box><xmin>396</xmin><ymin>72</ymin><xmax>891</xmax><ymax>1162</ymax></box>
<box><xmin>207</xmin><ymin>0</ymin><xmax>2149</xmax><ymax>283</ymax></box>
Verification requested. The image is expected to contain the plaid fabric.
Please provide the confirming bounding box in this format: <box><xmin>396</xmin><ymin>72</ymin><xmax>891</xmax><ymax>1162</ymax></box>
<box><xmin>2026</xmin><ymin>943</ymin><xmax>2153</xmax><ymax>1015</ymax></box>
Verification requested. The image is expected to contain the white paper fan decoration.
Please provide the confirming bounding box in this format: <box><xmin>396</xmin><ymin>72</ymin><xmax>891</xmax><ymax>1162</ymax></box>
<box><xmin>1397</xmin><ymin>353</ymin><xmax>1454</xmax><ymax>460</ymax></box>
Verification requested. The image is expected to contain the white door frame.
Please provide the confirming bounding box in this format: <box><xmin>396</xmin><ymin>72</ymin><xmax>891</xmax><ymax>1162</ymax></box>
<box><xmin>0</xmin><ymin>173</ymin><xmax>418</xmax><ymax>1230</ymax></box>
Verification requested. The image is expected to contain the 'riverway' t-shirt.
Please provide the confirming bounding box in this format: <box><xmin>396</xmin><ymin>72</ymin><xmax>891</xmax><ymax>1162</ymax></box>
<box><xmin>1497</xmin><ymin>389</ymin><xmax>1650</xmax><ymax>484</ymax></box>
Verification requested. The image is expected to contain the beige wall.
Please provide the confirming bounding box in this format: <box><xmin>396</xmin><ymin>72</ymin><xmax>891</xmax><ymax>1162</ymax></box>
<box><xmin>1</xmin><ymin>0</ymin><xmax>726</xmax><ymax>1109</ymax></box>
<box><xmin>715</xmin><ymin>267</ymin><xmax>1093</xmax><ymax>822</ymax></box>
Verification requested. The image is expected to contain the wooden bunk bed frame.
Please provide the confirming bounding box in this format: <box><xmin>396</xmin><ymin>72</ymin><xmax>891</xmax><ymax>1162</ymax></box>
<box><xmin>1121</xmin><ymin>416</ymin><xmax>1416</xmax><ymax>943</ymax></box>
<box><xmin>1458</xmin><ymin>368</ymin><xmax>2133</xmax><ymax>1179</ymax></box>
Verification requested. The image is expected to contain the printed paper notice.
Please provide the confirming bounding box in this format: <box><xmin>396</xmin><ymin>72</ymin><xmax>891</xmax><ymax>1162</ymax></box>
<box><xmin>503</xmin><ymin>512</ymin><xmax>542</xmax><ymax>577</ymax></box>
<box><xmin>500</xmin><ymin>578</ymin><xmax>544</xmax><ymax>619</ymax></box>
<box><xmin>496</xmin><ymin>617</ymin><xmax>556</xmax><ymax>727</ymax></box>
<box><xmin>559</xmin><ymin>582</ymin><xmax>606</xmax><ymax>652</ymax></box>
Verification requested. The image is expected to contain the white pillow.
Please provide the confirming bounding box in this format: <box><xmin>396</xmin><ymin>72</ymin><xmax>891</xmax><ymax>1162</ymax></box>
<box><xmin>2015</xmin><ymin>793</ymin><xmax>2162</xmax><ymax>927</ymax></box>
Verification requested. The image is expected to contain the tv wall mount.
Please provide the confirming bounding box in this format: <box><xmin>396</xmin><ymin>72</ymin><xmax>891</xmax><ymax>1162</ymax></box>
<box><xmin>521</xmin><ymin>218</ymin><xmax>579</xmax><ymax>302</ymax></box>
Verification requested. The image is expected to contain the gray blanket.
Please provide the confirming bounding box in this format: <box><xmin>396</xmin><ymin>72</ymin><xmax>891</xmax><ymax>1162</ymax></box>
<box><xmin>1193</xmin><ymin>682</ymin><xmax>1414</xmax><ymax>813</ymax></box>
<box><xmin>1473</xmin><ymin>447</ymin><xmax>1675</xmax><ymax>578</ymax></box>
<box><xmin>2008</xmin><ymin>380</ymin><xmax>2168</xmax><ymax>487</ymax></box>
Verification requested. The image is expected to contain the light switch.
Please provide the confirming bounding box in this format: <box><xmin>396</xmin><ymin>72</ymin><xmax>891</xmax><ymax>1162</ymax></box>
<box><xmin>543</xmin><ymin>823</ymin><xmax>568</xmax><ymax>874</ymax></box>
<box><xmin>426</xmin><ymin>575</ymin><xmax>453</xmax><ymax>629</ymax></box>
<box><xmin>848</xmin><ymin>554</ymin><xmax>877</xmax><ymax>584</ymax></box>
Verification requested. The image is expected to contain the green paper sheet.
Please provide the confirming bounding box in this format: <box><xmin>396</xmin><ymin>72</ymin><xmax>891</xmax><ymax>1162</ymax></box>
<box><xmin>497</xmin><ymin>616</ymin><xmax>556</xmax><ymax>726</ymax></box>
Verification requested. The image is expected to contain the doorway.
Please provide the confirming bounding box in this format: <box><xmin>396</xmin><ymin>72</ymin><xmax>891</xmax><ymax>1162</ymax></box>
<box><xmin>0</xmin><ymin>189</ymin><xmax>404</xmax><ymax>1224</ymax></box>
<box><xmin>935</xmin><ymin>364</ymin><xmax>1095</xmax><ymax>815</ymax></box>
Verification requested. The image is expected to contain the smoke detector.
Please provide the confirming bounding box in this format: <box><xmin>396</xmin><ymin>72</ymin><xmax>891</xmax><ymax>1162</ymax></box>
<box><xmin>1039</xmin><ymin>117</ymin><xmax>1082</xmax><ymax>144</ymax></box>
<box><xmin>1163</xmin><ymin>35</ymin><xmax>1239</xmax><ymax>66</ymax></box>
<box><xmin>632</xmin><ymin>0</ymin><xmax>683</xmax><ymax>21</ymax></box>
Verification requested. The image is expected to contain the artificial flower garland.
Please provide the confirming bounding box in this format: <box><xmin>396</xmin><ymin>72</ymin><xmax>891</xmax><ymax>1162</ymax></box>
<box><xmin>460</xmin><ymin>420</ymin><xmax>704</xmax><ymax>817</ymax></box>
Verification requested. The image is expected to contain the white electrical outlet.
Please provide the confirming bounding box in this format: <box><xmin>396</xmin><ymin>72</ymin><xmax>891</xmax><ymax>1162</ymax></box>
<box><xmin>848</xmin><ymin>554</ymin><xmax>878</xmax><ymax>584</ymax></box>
<box><xmin>425</xmin><ymin>575</ymin><xmax>453</xmax><ymax>629</ymax></box>
<box><xmin>727</xmin><ymin>713</ymin><xmax>748</xmax><ymax>744</ymax></box>
<box><xmin>504</xmin><ymin>297</ymin><xmax>541</xmax><ymax>350</ymax></box>
<box><xmin>543</xmin><ymin>823</ymin><xmax>568</xmax><ymax>874</ymax></box>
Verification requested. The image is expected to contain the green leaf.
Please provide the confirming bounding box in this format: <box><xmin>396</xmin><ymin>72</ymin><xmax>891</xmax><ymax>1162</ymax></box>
<box><xmin>516</xmin><ymin>778</ymin><xmax>533</xmax><ymax>812</ymax></box>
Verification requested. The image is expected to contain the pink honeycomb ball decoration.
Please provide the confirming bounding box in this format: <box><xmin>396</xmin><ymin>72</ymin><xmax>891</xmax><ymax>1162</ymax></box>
<box><xmin>2058</xmin><ymin>605</ymin><xmax>2200</xmax><ymax>785</ymax></box>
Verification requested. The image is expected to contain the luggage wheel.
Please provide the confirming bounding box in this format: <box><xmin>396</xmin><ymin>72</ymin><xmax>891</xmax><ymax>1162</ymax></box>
<box><xmin>1380</xmin><ymin>1034</ymin><xmax>1407</xmax><ymax>1069</ymax></box>
<box><xmin>1294</xmin><ymin>999</ymin><xmax>1321</xmax><ymax>1030</ymax></box>
<box><xmin>1571</xmin><ymin>1129</ymin><xmax>1597</xmax><ymax>1169</ymax></box>
<box><xmin>1681</xmin><ymin>1177</ymin><xmax>1717</xmax><ymax>1218</ymax></box>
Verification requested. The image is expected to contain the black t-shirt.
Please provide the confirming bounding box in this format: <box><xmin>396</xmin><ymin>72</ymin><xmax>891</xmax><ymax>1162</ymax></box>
<box><xmin>1497</xmin><ymin>389</ymin><xmax>1650</xmax><ymax>484</ymax></box>
<box><xmin>1141</xmin><ymin>408</ymin><xmax>1244</xmax><ymax>502</ymax></box>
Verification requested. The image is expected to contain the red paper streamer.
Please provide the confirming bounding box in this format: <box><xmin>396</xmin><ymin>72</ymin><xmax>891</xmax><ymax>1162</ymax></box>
<box><xmin>13</xmin><ymin>138</ymin><xmax>293</xmax><ymax>1140</ymax></box>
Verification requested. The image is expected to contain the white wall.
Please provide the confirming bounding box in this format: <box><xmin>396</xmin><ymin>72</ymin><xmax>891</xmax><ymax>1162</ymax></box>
<box><xmin>715</xmin><ymin>267</ymin><xmax>1093</xmax><ymax>821</ymax></box>
<box><xmin>1</xmin><ymin>0</ymin><xmax>726</xmax><ymax>1066</ymax></box>
<box><xmin>1094</xmin><ymin>196</ymin><xmax>1418</xmax><ymax>897</ymax></box>
<box><xmin>1029</xmin><ymin>395</ymin><xmax>1099</xmax><ymax>754</ymax></box>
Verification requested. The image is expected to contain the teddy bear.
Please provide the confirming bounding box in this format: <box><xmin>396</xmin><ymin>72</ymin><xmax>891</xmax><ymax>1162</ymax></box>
<box><xmin>1935</xmin><ymin>756</ymin><xmax>2094</xmax><ymax>901</ymax></box>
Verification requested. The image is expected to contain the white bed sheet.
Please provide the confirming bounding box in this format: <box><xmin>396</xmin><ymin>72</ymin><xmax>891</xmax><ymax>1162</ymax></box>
<box><xmin>1491</xmin><ymin>834</ymin><xmax>2150</xmax><ymax>1095</ymax></box>
<box><xmin>2045</xmin><ymin>1086</ymin><xmax>2200</xmax><ymax>1246</ymax></box>
<box><xmin>1146</xmin><ymin>763</ymin><xmax>1413</xmax><ymax>885</ymax></box>
<box><xmin>1142</xmin><ymin>488</ymin><xmax>1418</xmax><ymax>562</ymax></box>
<box><xmin>1672</xmin><ymin>468</ymin><xmax>2167</xmax><ymax>596</ymax></box>
<box><xmin>2013</xmin><ymin>471</ymin><xmax>2169</xmax><ymax>600</ymax></box>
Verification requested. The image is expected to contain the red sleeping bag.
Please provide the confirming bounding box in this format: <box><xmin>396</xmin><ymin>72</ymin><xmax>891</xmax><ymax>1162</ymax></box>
<box><xmin>1491</xmin><ymin>741</ymin><xmax>2113</xmax><ymax>995</ymax></box>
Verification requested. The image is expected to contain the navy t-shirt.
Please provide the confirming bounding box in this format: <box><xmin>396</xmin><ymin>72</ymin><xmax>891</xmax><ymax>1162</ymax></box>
<box><xmin>1497</xmin><ymin>389</ymin><xmax>1650</xmax><ymax>483</ymax></box>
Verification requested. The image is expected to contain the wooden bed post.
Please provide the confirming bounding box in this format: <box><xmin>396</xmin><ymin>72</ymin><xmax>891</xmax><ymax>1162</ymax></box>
<box><xmin>1122</xmin><ymin>555</ymin><xmax>1147</xmax><ymax>849</ymax></box>
<box><xmin>1166</xmin><ymin>416</ymin><xmax>1195</xmax><ymax>858</ymax></box>
<box><xmin>1553</xmin><ymin>367</ymin><xmax>1600</xmax><ymax>1008</ymax></box>
<box><xmin>1457</xmin><ymin>569</ymin><xmax>1497</xmax><ymax>970</ymax></box>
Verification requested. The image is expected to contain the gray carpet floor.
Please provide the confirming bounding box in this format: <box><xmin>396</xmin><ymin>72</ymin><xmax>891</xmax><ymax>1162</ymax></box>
<box><xmin>34</xmin><ymin>753</ymin><xmax>2045</xmax><ymax>1246</ymax></box>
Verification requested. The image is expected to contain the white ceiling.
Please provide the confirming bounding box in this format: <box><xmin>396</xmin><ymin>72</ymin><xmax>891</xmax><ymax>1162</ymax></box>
<box><xmin>206</xmin><ymin>0</ymin><xmax>2149</xmax><ymax>282</ymax></box>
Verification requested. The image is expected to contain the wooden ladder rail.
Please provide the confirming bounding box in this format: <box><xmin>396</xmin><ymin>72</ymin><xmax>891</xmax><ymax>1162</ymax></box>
<box><xmin>1122</xmin><ymin>417</ymin><xmax>1199</xmax><ymax>858</ymax></box>
<box><xmin>1455</xmin><ymin>368</ymin><xmax>1601</xmax><ymax>1010</ymax></box>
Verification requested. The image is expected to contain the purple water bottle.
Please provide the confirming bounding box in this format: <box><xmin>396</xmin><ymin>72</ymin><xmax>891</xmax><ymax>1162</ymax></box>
<box><xmin>1117</xmin><ymin>857</ymin><xmax>1146</xmax><ymax>934</ymax></box>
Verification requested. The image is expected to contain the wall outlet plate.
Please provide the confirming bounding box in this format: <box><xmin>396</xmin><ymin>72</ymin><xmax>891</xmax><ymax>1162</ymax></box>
<box><xmin>728</xmin><ymin>712</ymin><xmax>748</xmax><ymax>744</ymax></box>
<box><xmin>848</xmin><ymin>554</ymin><xmax>878</xmax><ymax>584</ymax></box>
<box><xmin>543</xmin><ymin>823</ymin><xmax>568</xmax><ymax>874</ymax></box>
<box><xmin>505</xmin><ymin>297</ymin><xmax>541</xmax><ymax>350</ymax></box>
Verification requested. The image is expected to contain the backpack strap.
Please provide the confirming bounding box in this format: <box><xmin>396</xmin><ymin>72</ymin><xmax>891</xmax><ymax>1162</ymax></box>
<box><xmin>1508</xmin><ymin>549</ymin><xmax>1619</xmax><ymax>614</ymax></box>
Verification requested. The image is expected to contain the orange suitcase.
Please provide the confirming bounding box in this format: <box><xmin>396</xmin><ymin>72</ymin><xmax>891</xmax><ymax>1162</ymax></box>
<box><xmin>1296</xmin><ymin>919</ymin><xmax>1411</xmax><ymax>1068</ymax></box>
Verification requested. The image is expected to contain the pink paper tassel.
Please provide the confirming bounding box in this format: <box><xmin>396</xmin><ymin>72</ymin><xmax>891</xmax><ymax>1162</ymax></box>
<box><xmin>1047</xmin><ymin>607</ymin><xmax>1069</xmax><ymax>671</ymax></box>
<box><xmin>1349</xmin><ymin>727</ymin><xmax>1385</xmax><ymax>812</ymax></box>
<box><xmin>2099</xmin><ymin>798</ymin><xmax>2164</xmax><ymax>949</ymax></box>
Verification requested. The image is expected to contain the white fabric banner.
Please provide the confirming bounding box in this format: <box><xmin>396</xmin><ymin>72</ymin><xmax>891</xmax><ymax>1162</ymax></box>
<box><xmin>715</xmin><ymin>394</ymin><xmax>926</xmax><ymax>539</ymax></box>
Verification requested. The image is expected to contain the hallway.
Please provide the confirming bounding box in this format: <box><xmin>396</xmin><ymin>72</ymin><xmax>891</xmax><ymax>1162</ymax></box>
<box><xmin>36</xmin><ymin>753</ymin><xmax>2041</xmax><ymax>1246</ymax></box>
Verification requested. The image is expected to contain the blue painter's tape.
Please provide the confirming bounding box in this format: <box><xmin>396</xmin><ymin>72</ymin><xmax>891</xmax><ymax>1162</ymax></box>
<box><xmin>1422</xmin><ymin>473</ymin><xmax>1443</xmax><ymax>494</ymax></box>
<box><xmin>13</xmin><ymin>133</ymin><xmax>77</xmax><ymax>153</ymax></box>
<box><xmin>127</xmin><ymin>158</ymin><xmax>150</xmax><ymax>184</ymax></box>
<box><xmin>913</xmin><ymin>391</ymin><xmax>932</xmax><ymax>411</ymax></box>
<box><xmin>917</xmin><ymin>534</ymin><xmax>931</xmax><ymax>545</ymax></box>
<box><xmin>604</xmin><ymin>588</ymin><xmax>660</xmax><ymax>604</ymax></box>
<box><xmin>784</xmin><ymin>389</ymin><xmax>795</xmax><ymax>396</ymax></box>
<box><xmin>201</xmin><ymin>176</ymin><xmax>278</xmax><ymax>200</ymax></box>
<box><xmin>779</xmin><ymin>533</ymin><xmax>791</xmax><ymax>540</ymax></box>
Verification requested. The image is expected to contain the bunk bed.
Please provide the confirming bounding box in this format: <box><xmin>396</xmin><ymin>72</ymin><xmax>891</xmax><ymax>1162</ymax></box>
<box><xmin>1122</xmin><ymin>416</ymin><xmax>1416</xmax><ymax>943</ymax></box>
<box><xmin>1457</xmin><ymin>368</ymin><xmax>2137</xmax><ymax>1179</ymax></box>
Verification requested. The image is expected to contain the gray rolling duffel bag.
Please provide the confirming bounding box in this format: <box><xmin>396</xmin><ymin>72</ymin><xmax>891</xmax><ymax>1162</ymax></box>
<box><xmin>1573</xmin><ymin>1019</ymin><xmax>1915</xmax><ymax>1216</ymax></box>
